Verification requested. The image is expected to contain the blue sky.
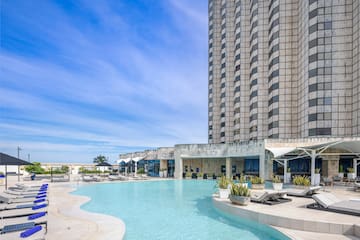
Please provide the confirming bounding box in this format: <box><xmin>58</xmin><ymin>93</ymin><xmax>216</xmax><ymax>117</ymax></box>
<box><xmin>0</xmin><ymin>0</ymin><xmax>208</xmax><ymax>163</ymax></box>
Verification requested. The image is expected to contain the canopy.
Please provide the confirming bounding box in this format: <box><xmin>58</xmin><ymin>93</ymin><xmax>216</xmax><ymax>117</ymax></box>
<box><xmin>0</xmin><ymin>152</ymin><xmax>32</xmax><ymax>189</ymax></box>
<box><xmin>0</xmin><ymin>153</ymin><xmax>33</xmax><ymax>165</ymax></box>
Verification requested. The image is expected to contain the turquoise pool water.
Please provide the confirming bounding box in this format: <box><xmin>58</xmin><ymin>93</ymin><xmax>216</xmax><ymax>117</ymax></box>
<box><xmin>73</xmin><ymin>180</ymin><xmax>290</xmax><ymax>240</ymax></box>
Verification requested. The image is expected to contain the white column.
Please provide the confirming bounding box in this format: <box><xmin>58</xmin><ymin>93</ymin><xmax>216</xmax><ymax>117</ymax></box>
<box><xmin>354</xmin><ymin>158</ymin><xmax>358</xmax><ymax>178</ymax></box>
<box><xmin>259</xmin><ymin>153</ymin><xmax>265</xmax><ymax>179</ymax></box>
<box><xmin>174</xmin><ymin>154</ymin><xmax>183</xmax><ymax>179</ymax></box>
<box><xmin>134</xmin><ymin>162</ymin><xmax>138</xmax><ymax>177</ymax></box>
<box><xmin>283</xmin><ymin>160</ymin><xmax>288</xmax><ymax>183</ymax></box>
<box><xmin>226</xmin><ymin>157</ymin><xmax>231</xmax><ymax>179</ymax></box>
<box><xmin>310</xmin><ymin>150</ymin><xmax>316</xmax><ymax>186</ymax></box>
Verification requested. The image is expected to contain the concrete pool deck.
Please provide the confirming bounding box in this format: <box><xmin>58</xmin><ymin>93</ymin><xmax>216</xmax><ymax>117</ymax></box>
<box><xmin>1</xmin><ymin>176</ymin><xmax>359</xmax><ymax>240</ymax></box>
<box><xmin>213</xmin><ymin>187</ymin><xmax>360</xmax><ymax>240</ymax></box>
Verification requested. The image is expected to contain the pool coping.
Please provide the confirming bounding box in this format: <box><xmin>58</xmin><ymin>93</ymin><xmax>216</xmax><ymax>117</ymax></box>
<box><xmin>48</xmin><ymin>183</ymin><xmax>126</xmax><ymax>240</ymax></box>
<box><xmin>212</xmin><ymin>195</ymin><xmax>360</xmax><ymax>238</ymax></box>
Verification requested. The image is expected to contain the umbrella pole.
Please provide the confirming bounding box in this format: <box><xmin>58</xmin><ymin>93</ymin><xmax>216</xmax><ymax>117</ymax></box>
<box><xmin>5</xmin><ymin>165</ymin><xmax>7</xmax><ymax>190</ymax></box>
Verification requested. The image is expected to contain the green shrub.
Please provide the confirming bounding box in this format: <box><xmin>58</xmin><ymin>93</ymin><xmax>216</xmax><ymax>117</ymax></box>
<box><xmin>250</xmin><ymin>176</ymin><xmax>264</xmax><ymax>184</ymax></box>
<box><xmin>137</xmin><ymin>168</ymin><xmax>145</xmax><ymax>174</ymax></box>
<box><xmin>230</xmin><ymin>183</ymin><xmax>250</xmax><ymax>197</ymax></box>
<box><xmin>347</xmin><ymin>168</ymin><xmax>354</xmax><ymax>173</ymax></box>
<box><xmin>238</xmin><ymin>174</ymin><xmax>246</xmax><ymax>183</ymax></box>
<box><xmin>198</xmin><ymin>172</ymin><xmax>203</xmax><ymax>177</ymax></box>
<box><xmin>292</xmin><ymin>175</ymin><xmax>310</xmax><ymax>186</ymax></box>
<box><xmin>217</xmin><ymin>176</ymin><xmax>231</xmax><ymax>189</ymax></box>
<box><xmin>272</xmin><ymin>175</ymin><xmax>282</xmax><ymax>183</ymax></box>
<box><xmin>315</xmin><ymin>168</ymin><xmax>321</xmax><ymax>174</ymax></box>
<box><xmin>185</xmin><ymin>172</ymin><xmax>192</xmax><ymax>178</ymax></box>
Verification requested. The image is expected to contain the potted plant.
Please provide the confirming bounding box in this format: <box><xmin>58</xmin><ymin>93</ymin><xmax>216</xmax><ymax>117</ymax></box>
<box><xmin>229</xmin><ymin>183</ymin><xmax>251</xmax><ymax>206</ymax></box>
<box><xmin>159</xmin><ymin>169</ymin><xmax>164</xmax><ymax>178</ymax></box>
<box><xmin>217</xmin><ymin>176</ymin><xmax>231</xmax><ymax>199</ymax></box>
<box><xmin>338</xmin><ymin>165</ymin><xmax>344</xmax><ymax>178</ymax></box>
<box><xmin>314</xmin><ymin>168</ymin><xmax>321</xmax><ymax>186</ymax></box>
<box><xmin>272</xmin><ymin>175</ymin><xmax>283</xmax><ymax>190</ymax></box>
<box><xmin>250</xmin><ymin>176</ymin><xmax>265</xmax><ymax>189</ymax></box>
<box><xmin>292</xmin><ymin>175</ymin><xmax>311</xmax><ymax>188</ymax></box>
<box><xmin>198</xmin><ymin>172</ymin><xmax>203</xmax><ymax>179</ymax></box>
<box><xmin>347</xmin><ymin>168</ymin><xmax>356</xmax><ymax>180</ymax></box>
<box><xmin>286</xmin><ymin>168</ymin><xmax>291</xmax><ymax>183</ymax></box>
<box><xmin>163</xmin><ymin>168</ymin><xmax>168</xmax><ymax>178</ymax></box>
<box><xmin>185</xmin><ymin>172</ymin><xmax>192</xmax><ymax>179</ymax></box>
<box><xmin>238</xmin><ymin>174</ymin><xmax>248</xmax><ymax>188</ymax></box>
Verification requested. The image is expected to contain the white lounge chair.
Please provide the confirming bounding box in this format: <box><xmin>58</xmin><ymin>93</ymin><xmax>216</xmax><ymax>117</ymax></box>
<box><xmin>1</xmin><ymin>223</ymin><xmax>47</xmax><ymax>240</ymax></box>
<box><xmin>286</xmin><ymin>186</ymin><xmax>321</xmax><ymax>197</ymax></box>
<box><xmin>0</xmin><ymin>212</ymin><xmax>47</xmax><ymax>231</ymax></box>
<box><xmin>354</xmin><ymin>182</ymin><xmax>360</xmax><ymax>191</ymax></box>
<box><xmin>307</xmin><ymin>193</ymin><xmax>360</xmax><ymax>216</ymax></box>
<box><xmin>250</xmin><ymin>190</ymin><xmax>291</xmax><ymax>205</ymax></box>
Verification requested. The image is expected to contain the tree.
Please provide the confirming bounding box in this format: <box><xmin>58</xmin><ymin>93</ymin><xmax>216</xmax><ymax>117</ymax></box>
<box><xmin>93</xmin><ymin>155</ymin><xmax>107</xmax><ymax>164</ymax></box>
<box><xmin>24</xmin><ymin>162</ymin><xmax>45</xmax><ymax>174</ymax></box>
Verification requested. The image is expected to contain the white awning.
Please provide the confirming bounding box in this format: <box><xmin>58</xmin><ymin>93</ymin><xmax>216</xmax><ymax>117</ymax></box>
<box><xmin>132</xmin><ymin>156</ymin><xmax>145</xmax><ymax>162</ymax></box>
<box><xmin>266</xmin><ymin>147</ymin><xmax>297</xmax><ymax>158</ymax></box>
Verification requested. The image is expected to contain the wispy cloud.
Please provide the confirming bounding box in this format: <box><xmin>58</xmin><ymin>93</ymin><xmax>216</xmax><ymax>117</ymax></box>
<box><xmin>0</xmin><ymin>0</ymin><xmax>208</xmax><ymax>163</ymax></box>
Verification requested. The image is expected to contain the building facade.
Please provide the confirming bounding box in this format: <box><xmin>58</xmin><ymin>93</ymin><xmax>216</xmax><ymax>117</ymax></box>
<box><xmin>208</xmin><ymin>0</ymin><xmax>360</xmax><ymax>144</ymax></box>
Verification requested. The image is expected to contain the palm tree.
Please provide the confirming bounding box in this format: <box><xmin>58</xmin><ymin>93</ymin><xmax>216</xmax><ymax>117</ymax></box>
<box><xmin>93</xmin><ymin>155</ymin><xmax>107</xmax><ymax>164</ymax></box>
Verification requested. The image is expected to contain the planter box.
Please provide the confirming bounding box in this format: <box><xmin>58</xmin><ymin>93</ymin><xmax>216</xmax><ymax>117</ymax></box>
<box><xmin>251</xmin><ymin>184</ymin><xmax>265</xmax><ymax>190</ymax></box>
<box><xmin>159</xmin><ymin>171</ymin><xmax>164</xmax><ymax>178</ymax></box>
<box><xmin>338</xmin><ymin>172</ymin><xmax>344</xmax><ymax>178</ymax></box>
<box><xmin>219</xmin><ymin>188</ymin><xmax>230</xmax><ymax>199</ymax></box>
<box><xmin>229</xmin><ymin>195</ymin><xmax>250</xmax><ymax>206</ymax></box>
<box><xmin>286</xmin><ymin>173</ymin><xmax>292</xmax><ymax>183</ymax></box>
<box><xmin>272</xmin><ymin>182</ymin><xmax>283</xmax><ymax>190</ymax></box>
<box><xmin>348</xmin><ymin>173</ymin><xmax>356</xmax><ymax>180</ymax></box>
<box><xmin>314</xmin><ymin>174</ymin><xmax>321</xmax><ymax>186</ymax></box>
<box><xmin>163</xmin><ymin>171</ymin><xmax>168</xmax><ymax>178</ymax></box>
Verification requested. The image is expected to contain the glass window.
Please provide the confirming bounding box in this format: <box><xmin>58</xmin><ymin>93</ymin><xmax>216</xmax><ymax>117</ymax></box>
<box><xmin>221</xmin><ymin>113</ymin><xmax>225</xmax><ymax>118</ymax></box>
<box><xmin>324</xmin><ymin>97</ymin><xmax>332</xmax><ymax>105</ymax></box>
<box><xmin>309</xmin><ymin>9</ymin><xmax>318</xmax><ymax>19</ymax></box>
<box><xmin>250</xmin><ymin>102</ymin><xmax>258</xmax><ymax>110</ymax></box>
<box><xmin>235</xmin><ymin>75</ymin><xmax>240</xmax><ymax>82</ymax></box>
<box><xmin>221</xmin><ymin>122</ymin><xmax>225</xmax><ymax>127</ymax></box>
<box><xmin>308</xmin><ymin>68</ymin><xmax>317</xmax><ymax>78</ymax></box>
<box><xmin>309</xmin><ymin>83</ymin><xmax>317</xmax><ymax>92</ymax></box>
<box><xmin>308</xmin><ymin>113</ymin><xmax>317</xmax><ymax>121</ymax></box>
<box><xmin>309</xmin><ymin>98</ymin><xmax>317</xmax><ymax>107</ymax></box>
<box><xmin>234</xmin><ymin>86</ymin><xmax>240</xmax><ymax>93</ymax></box>
<box><xmin>309</xmin><ymin>23</ymin><xmax>318</xmax><ymax>34</ymax></box>
<box><xmin>250</xmin><ymin>79</ymin><xmax>258</xmax><ymax>88</ymax></box>
<box><xmin>309</xmin><ymin>53</ymin><xmax>317</xmax><ymax>63</ymax></box>
<box><xmin>250</xmin><ymin>90</ymin><xmax>258</xmax><ymax>99</ymax></box>
<box><xmin>250</xmin><ymin>114</ymin><xmax>258</xmax><ymax>122</ymax></box>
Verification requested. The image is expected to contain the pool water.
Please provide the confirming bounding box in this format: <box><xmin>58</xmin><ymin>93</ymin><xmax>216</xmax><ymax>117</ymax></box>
<box><xmin>73</xmin><ymin>180</ymin><xmax>290</xmax><ymax>240</ymax></box>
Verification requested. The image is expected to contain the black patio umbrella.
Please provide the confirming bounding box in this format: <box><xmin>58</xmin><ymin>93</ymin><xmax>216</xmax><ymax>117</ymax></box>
<box><xmin>0</xmin><ymin>152</ymin><xmax>33</xmax><ymax>189</ymax></box>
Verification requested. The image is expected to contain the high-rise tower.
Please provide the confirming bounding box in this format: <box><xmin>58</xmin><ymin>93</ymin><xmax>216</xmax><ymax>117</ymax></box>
<box><xmin>208</xmin><ymin>0</ymin><xmax>360</xmax><ymax>143</ymax></box>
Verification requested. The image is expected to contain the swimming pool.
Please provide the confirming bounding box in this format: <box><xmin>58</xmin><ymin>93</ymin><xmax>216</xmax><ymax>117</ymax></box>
<box><xmin>73</xmin><ymin>180</ymin><xmax>290</xmax><ymax>240</ymax></box>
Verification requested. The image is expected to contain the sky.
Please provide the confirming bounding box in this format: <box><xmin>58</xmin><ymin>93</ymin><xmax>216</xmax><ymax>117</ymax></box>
<box><xmin>0</xmin><ymin>0</ymin><xmax>208</xmax><ymax>163</ymax></box>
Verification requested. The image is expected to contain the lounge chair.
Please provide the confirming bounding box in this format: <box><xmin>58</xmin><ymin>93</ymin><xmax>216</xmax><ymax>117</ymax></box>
<box><xmin>307</xmin><ymin>193</ymin><xmax>360</xmax><ymax>216</ymax></box>
<box><xmin>0</xmin><ymin>212</ymin><xmax>47</xmax><ymax>231</ymax></box>
<box><xmin>354</xmin><ymin>182</ymin><xmax>360</xmax><ymax>191</ymax></box>
<box><xmin>1</xmin><ymin>223</ymin><xmax>47</xmax><ymax>240</ymax></box>
<box><xmin>286</xmin><ymin>186</ymin><xmax>321</xmax><ymax>197</ymax></box>
<box><xmin>250</xmin><ymin>190</ymin><xmax>291</xmax><ymax>205</ymax></box>
<box><xmin>2</xmin><ymin>207</ymin><xmax>48</xmax><ymax>219</ymax></box>
<box><xmin>0</xmin><ymin>202</ymin><xmax>48</xmax><ymax>211</ymax></box>
<box><xmin>0</xmin><ymin>194</ymin><xmax>47</xmax><ymax>204</ymax></box>
<box><xmin>82</xmin><ymin>176</ymin><xmax>95</xmax><ymax>182</ymax></box>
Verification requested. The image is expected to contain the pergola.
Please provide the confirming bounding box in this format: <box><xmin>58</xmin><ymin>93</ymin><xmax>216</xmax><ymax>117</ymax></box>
<box><xmin>267</xmin><ymin>139</ymin><xmax>360</xmax><ymax>185</ymax></box>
